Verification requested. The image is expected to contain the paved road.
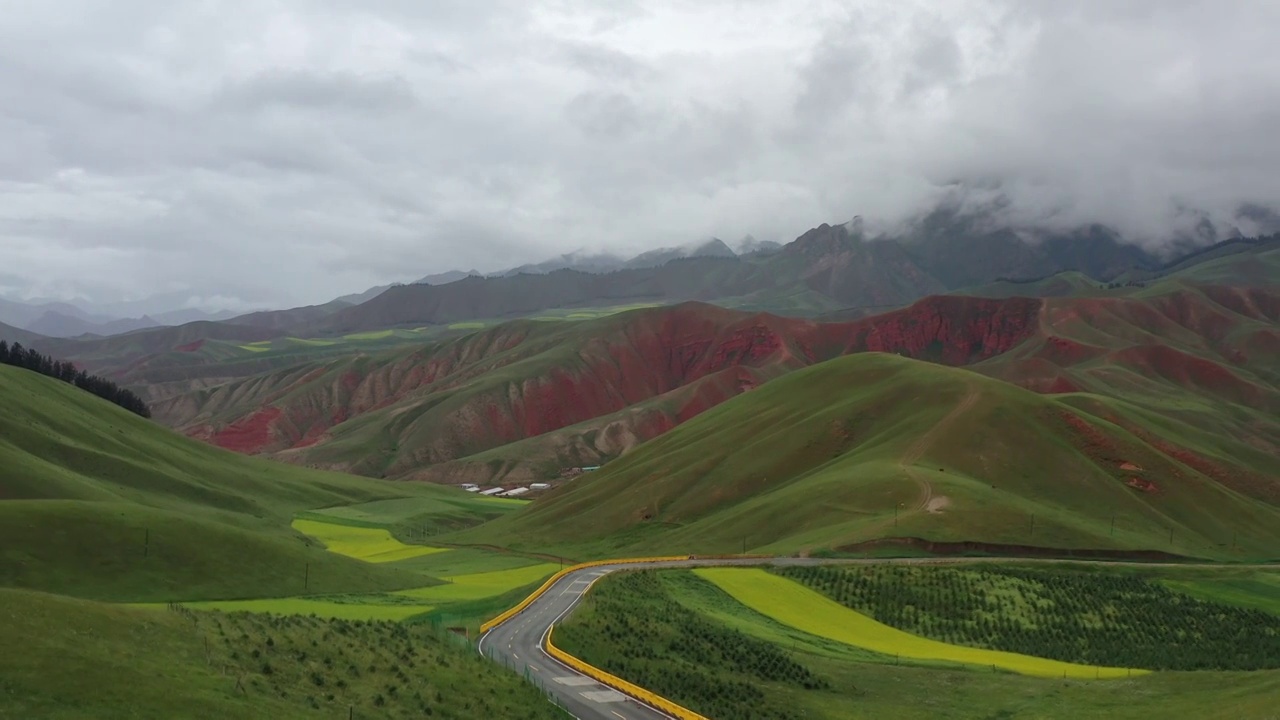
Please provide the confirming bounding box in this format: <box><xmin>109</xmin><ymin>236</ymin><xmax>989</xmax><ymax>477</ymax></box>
<box><xmin>478</xmin><ymin>556</ymin><xmax>1280</xmax><ymax>719</ymax></box>
<box><xmin>477</xmin><ymin>558</ymin><xmax>774</xmax><ymax>719</ymax></box>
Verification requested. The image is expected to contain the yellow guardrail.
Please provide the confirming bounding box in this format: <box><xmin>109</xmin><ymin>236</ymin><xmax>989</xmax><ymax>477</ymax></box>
<box><xmin>546</xmin><ymin>625</ymin><xmax>710</xmax><ymax>720</ymax></box>
<box><xmin>478</xmin><ymin>555</ymin><xmax>690</xmax><ymax>634</ymax></box>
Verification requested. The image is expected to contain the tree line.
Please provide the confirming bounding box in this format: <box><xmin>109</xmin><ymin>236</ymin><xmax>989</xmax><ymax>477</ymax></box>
<box><xmin>0</xmin><ymin>341</ymin><xmax>150</xmax><ymax>418</ymax></box>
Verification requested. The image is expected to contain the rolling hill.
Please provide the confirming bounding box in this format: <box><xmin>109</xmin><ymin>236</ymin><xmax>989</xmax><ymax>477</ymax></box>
<box><xmin>26</xmin><ymin>227</ymin><xmax>1275</xmax><ymax>400</ymax></box>
<box><xmin>451</xmin><ymin>353</ymin><xmax>1280</xmax><ymax>561</ymax></box>
<box><xmin>0</xmin><ymin>362</ymin><xmax>476</xmax><ymax>602</ymax></box>
<box><xmin>0</xmin><ymin>363</ymin><xmax>564</xmax><ymax>718</ymax></box>
<box><xmin>153</xmin><ymin>295</ymin><xmax>1041</xmax><ymax>481</ymax></box>
<box><xmin>147</xmin><ymin>275</ymin><xmax>1280</xmax><ymax>493</ymax></box>
<box><xmin>212</xmin><ymin>216</ymin><xmax>1207</xmax><ymax>338</ymax></box>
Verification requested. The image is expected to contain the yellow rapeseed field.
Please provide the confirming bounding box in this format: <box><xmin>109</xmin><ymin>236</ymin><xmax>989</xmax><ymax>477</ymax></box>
<box><xmin>291</xmin><ymin>518</ymin><xmax>448</xmax><ymax>563</ymax></box>
<box><xmin>695</xmin><ymin>568</ymin><xmax>1147</xmax><ymax>679</ymax></box>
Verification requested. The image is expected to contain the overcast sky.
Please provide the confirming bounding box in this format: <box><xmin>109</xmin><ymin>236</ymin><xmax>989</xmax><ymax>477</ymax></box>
<box><xmin>1</xmin><ymin>0</ymin><xmax>1278</xmax><ymax>311</ymax></box>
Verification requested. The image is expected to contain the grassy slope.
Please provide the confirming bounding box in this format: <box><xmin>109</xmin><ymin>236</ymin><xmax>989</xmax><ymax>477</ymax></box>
<box><xmin>696</xmin><ymin>568</ymin><xmax>1139</xmax><ymax>678</ymax></box>
<box><xmin>558</xmin><ymin>569</ymin><xmax>1280</xmax><ymax>720</ymax></box>
<box><xmin>452</xmin><ymin>353</ymin><xmax>1280</xmax><ymax>559</ymax></box>
<box><xmin>958</xmin><ymin>270</ymin><xmax>1109</xmax><ymax>299</ymax></box>
<box><xmin>0</xmin><ymin>588</ymin><xmax>563</xmax><ymax>720</ymax></box>
<box><xmin>972</xmin><ymin>281</ymin><xmax>1280</xmax><ymax>504</ymax></box>
<box><xmin>0</xmin><ymin>364</ymin><xmax>480</xmax><ymax>600</ymax></box>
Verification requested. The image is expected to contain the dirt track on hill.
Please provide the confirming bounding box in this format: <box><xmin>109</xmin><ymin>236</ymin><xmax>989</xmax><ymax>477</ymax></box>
<box><xmin>900</xmin><ymin>385</ymin><xmax>980</xmax><ymax>512</ymax></box>
<box><xmin>814</xmin><ymin>386</ymin><xmax>980</xmax><ymax>555</ymax></box>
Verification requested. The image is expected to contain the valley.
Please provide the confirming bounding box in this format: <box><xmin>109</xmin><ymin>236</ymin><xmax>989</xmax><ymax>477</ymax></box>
<box><xmin>2</xmin><ymin>227</ymin><xmax>1278</xmax><ymax>719</ymax></box>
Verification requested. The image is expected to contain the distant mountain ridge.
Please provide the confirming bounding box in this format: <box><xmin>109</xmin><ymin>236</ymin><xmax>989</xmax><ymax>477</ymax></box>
<box><xmin>0</xmin><ymin>296</ymin><xmax>238</xmax><ymax>339</ymax></box>
<box><xmin>24</xmin><ymin>311</ymin><xmax>163</xmax><ymax>338</ymax></box>
<box><xmin>303</xmin><ymin>218</ymin><xmax>1167</xmax><ymax>335</ymax></box>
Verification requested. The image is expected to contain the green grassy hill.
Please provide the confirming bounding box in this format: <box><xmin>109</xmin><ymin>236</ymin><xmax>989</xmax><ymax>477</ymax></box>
<box><xmin>452</xmin><ymin>353</ymin><xmax>1280</xmax><ymax>560</ymax></box>
<box><xmin>973</xmin><ymin>283</ymin><xmax>1280</xmax><ymax>506</ymax></box>
<box><xmin>0</xmin><ymin>588</ymin><xmax>563</xmax><ymax>720</ymax></box>
<box><xmin>0</xmin><ymin>363</ymin><xmax>477</xmax><ymax>601</ymax></box>
<box><xmin>0</xmin><ymin>362</ymin><xmax>567</xmax><ymax>718</ymax></box>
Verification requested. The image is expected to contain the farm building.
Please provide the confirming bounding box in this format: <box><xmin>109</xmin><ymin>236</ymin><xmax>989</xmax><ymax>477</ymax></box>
<box><xmin>502</xmin><ymin>487</ymin><xmax>530</xmax><ymax>497</ymax></box>
<box><xmin>479</xmin><ymin>487</ymin><xmax>505</xmax><ymax>496</ymax></box>
<box><xmin>530</xmin><ymin>483</ymin><xmax>551</xmax><ymax>490</ymax></box>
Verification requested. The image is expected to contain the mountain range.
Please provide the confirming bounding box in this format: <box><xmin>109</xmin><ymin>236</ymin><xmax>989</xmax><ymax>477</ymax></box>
<box><xmin>0</xmin><ymin>296</ymin><xmax>238</xmax><ymax>339</ymax></box>
<box><xmin>3</xmin><ymin>208</ymin><xmax>1277</xmax><ymax>503</ymax></box>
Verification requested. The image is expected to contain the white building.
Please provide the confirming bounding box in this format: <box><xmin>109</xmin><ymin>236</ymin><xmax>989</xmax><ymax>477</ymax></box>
<box><xmin>530</xmin><ymin>483</ymin><xmax>551</xmax><ymax>490</ymax></box>
<box><xmin>502</xmin><ymin>487</ymin><xmax>530</xmax><ymax>497</ymax></box>
<box><xmin>479</xmin><ymin>487</ymin><xmax>505</xmax><ymax>496</ymax></box>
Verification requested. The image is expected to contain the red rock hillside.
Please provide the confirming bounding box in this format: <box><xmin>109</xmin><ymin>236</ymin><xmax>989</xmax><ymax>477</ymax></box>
<box><xmin>158</xmin><ymin>296</ymin><xmax>1042</xmax><ymax>479</ymax></box>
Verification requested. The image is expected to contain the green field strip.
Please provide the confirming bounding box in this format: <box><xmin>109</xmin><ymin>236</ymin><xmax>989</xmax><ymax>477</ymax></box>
<box><xmin>393</xmin><ymin>563</ymin><xmax>559</xmax><ymax>603</ymax></box>
<box><xmin>695</xmin><ymin>568</ymin><xmax>1147</xmax><ymax>679</ymax></box>
<box><xmin>147</xmin><ymin>597</ymin><xmax>436</xmax><ymax>621</ymax></box>
<box><xmin>1160</xmin><ymin>575</ymin><xmax>1280</xmax><ymax>616</ymax></box>
<box><xmin>291</xmin><ymin>518</ymin><xmax>447</xmax><ymax>563</ymax></box>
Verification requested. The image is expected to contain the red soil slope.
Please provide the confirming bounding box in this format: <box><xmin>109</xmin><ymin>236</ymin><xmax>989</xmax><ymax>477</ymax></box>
<box><xmin>170</xmin><ymin>286</ymin><xmax>1280</xmax><ymax>487</ymax></box>
<box><xmin>174</xmin><ymin>296</ymin><xmax>1041</xmax><ymax>472</ymax></box>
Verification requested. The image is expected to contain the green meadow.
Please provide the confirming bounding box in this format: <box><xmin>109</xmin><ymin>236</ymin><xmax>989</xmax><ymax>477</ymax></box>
<box><xmin>696</xmin><ymin>568</ymin><xmax>1142</xmax><ymax>678</ymax></box>
<box><xmin>558</xmin><ymin>567</ymin><xmax>1280</xmax><ymax>719</ymax></box>
<box><xmin>0</xmin><ymin>364</ymin><xmax>563</xmax><ymax>716</ymax></box>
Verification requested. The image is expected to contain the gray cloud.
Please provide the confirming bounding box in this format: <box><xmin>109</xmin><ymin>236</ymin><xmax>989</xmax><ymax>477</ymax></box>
<box><xmin>0</xmin><ymin>0</ymin><xmax>1277</xmax><ymax>310</ymax></box>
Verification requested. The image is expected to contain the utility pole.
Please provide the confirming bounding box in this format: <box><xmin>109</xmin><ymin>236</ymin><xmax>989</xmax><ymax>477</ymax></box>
<box><xmin>144</xmin><ymin>528</ymin><xmax>149</xmax><ymax>558</ymax></box>
<box><xmin>304</xmin><ymin>562</ymin><xmax>309</xmax><ymax>591</ymax></box>
<box><xmin>1030</xmin><ymin>514</ymin><xmax>1035</xmax><ymax>538</ymax></box>
<box><xmin>1110</xmin><ymin>514</ymin><xmax>1115</xmax><ymax>537</ymax></box>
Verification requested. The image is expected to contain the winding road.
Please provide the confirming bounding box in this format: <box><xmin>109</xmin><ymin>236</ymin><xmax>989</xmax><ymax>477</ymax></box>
<box><xmin>477</xmin><ymin>557</ymin><xmax>794</xmax><ymax>719</ymax></box>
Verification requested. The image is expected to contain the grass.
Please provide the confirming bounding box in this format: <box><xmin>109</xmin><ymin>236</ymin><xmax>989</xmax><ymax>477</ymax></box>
<box><xmin>289</xmin><ymin>519</ymin><xmax>447</xmax><ymax>563</ymax></box>
<box><xmin>394</xmin><ymin>563</ymin><xmax>558</xmax><ymax>603</ymax></box>
<box><xmin>0</xmin><ymin>588</ymin><xmax>564</xmax><ymax>719</ymax></box>
<box><xmin>0</xmin><ymin>363</ymin><xmax>497</xmax><ymax>602</ymax></box>
<box><xmin>454</xmin><ymin>353</ymin><xmax>1280</xmax><ymax>560</ymax></box>
<box><xmin>299</xmin><ymin>494</ymin><xmax>528</xmax><ymax>540</ymax></box>
<box><xmin>694</xmin><ymin>568</ymin><xmax>1144</xmax><ymax>678</ymax></box>
<box><xmin>164</xmin><ymin>597</ymin><xmax>437</xmax><ymax>622</ymax></box>
<box><xmin>387</xmin><ymin>546</ymin><xmax>544</xmax><ymax>576</ymax></box>
<box><xmin>1159</xmin><ymin>571</ymin><xmax>1280</xmax><ymax>616</ymax></box>
<box><xmin>341</xmin><ymin>330</ymin><xmax>397</xmax><ymax>341</ymax></box>
<box><xmin>558</xmin><ymin>568</ymin><xmax>1280</xmax><ymax>719</ymax></box>
<box><xmin>555</xmin><ymin>570</ymin><xmax>827</xmax><ymax>720</ymax></box>
<box><xmin>120</xmin><ymin>527</ymin><xmax>554</xmax><ymax>626</ymax></box>
<box><xmin>778</xmin><ymin>564</ymin><xmax>1280</xmax><ymax>670</ymax></box>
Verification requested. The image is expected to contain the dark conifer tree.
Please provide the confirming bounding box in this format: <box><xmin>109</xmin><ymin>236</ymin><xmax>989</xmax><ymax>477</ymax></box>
<box><xmin>0</xmin><ymin>342</ymin><xmax>150</xmax><ymax>418</ymax></box>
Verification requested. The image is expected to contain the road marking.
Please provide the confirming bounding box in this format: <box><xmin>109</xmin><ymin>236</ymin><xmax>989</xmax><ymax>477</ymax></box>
<box><xmin>552</xmin><ymin>676</ymin><xmax>598</xmax><ymax>686</ymax></box>
<box><xmin>582</xmin><ymin>690</ymin><xmax>626</xmax><ymax>703</ymax></box>
<box><xmin>612</xmin><ymin>712</ymin><xmax>629</xmax><ymax>720</ymax></box>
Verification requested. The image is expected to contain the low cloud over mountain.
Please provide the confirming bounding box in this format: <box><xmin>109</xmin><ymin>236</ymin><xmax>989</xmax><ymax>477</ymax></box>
<box><xmin>1</xmin><ymin>1</ymin><xmax>1277</xmax><ymax>309</ymax></box>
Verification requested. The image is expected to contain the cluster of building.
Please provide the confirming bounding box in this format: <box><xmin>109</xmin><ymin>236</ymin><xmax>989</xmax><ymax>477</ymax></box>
<box><xmin>460</xmin><ymin>466</ymin><xmax>602</xmax><ymax>498</ymax></box>
<box><xmin>461</xmin><ymin>483</ymin><xmax>550</xmax><ymax>497</ymax></box>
